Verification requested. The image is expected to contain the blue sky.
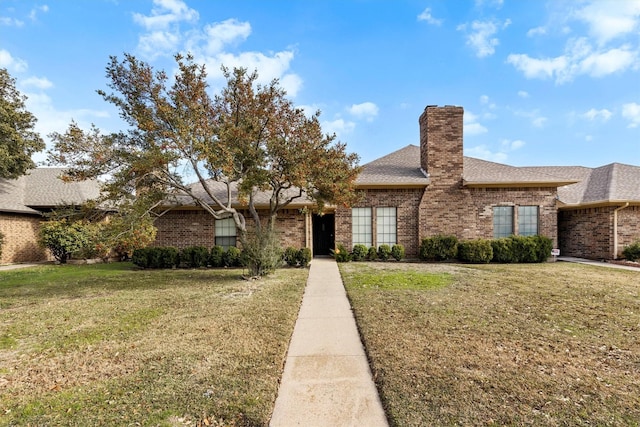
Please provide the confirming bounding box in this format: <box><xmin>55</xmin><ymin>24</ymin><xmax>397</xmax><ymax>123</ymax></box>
<box><xmin>1</xmin><ymin>0</ymin><xmax>639</xmax><ymax>169</ymax></box>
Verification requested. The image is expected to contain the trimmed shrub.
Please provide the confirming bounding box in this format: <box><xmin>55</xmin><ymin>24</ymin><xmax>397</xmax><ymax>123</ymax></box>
<box><xmin>458</xmin><ymin>239</ymin><xmax>493</xmax><ymax>263</ymax></box>
<box><xmin>223</xmin><ymin>246</ymin><xmax>242</xmax><ymax>267</ymax></box>
<box><xmin>509</xmin><ymin>235</ymin><xmax>538</xmax><ymax>263</ymax></box>
<box><xmin>622</xmin><ymin>241</ymin><xmax>640</xmax><ymax>262</ymax></box>
<box><xmin>283</xmin><ymin>247</ymin><xmax>299</xmax><ymax>267</ymax></box>
<box><xmin>0</xmin><ymin>230</ymin><xmax>4</xmax><ymax>259</ymax></box>
<box><xmin>332</xmin><ymin>243</ymin><xmax>351</xmax><ymax>263</ymax></box>
<box><xmin>297</xmin><ymin>248</ymin><xmax>312</xmax><ymax>268</ymax></box>
<box><xmin>491</xmin><ymin>238</ymin><xmax>515</xmax><ymax>263</ymax></box>
<box><xmin>378</xmin><ymin>244</ymin><xmax>392</xmax><ymax>261</ymax></box>
<box><xmin>351</xmin><ymin>244</ymin><xmax>368</xmax><ymax>261</ymax></box>
<box><xmin>210</xmin><ymin>245</ymin><xmax>225</xmax><ymax>268</ymax></box>
<box><xmin>181</xmin><ymin>246</ymin><xmax>210</xmax><ymax>268</ymax></box>
<box><xmin>420</xmin><ymin>235</ymin><xmax>458</xmax><ymax>261</ymax></box>
<box><xmin>391</xmin><ymin>244</ymin><xmax>405</xmax><ymax>261</ymax></box>
<box><xmin>132</xmin><ymin>247</ymin><xmax>179</xmax><ymax>269</ymax></box>
<box><xmin>533</xmin><ymin>235</ymin><xmax>553</xmax><ymax>262</ymax></box>
<box><xmin>367</xmin><ymin>246</ymin><xmax>378</xmax><ymax>261</ymax></box>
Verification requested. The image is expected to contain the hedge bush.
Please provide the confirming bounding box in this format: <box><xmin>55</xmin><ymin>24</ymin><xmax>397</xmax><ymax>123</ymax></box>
<box><xmin>39</xmin><ymin>219</ymin><xmax>92</xmax><ymax>263</ymax></box>
<box><xmin>297</xmin><ymin>247</ymin><xmax>312</xmax><ymax>268</ymax></box>
<box><xmin>332</xmin><ymin>243</ymin><xmax>351</xmax><ymax>262</ymax></box>
<box><xmin>181</xmin><ymin>246</ymin><xmax>210</xmax><ymax>268</ymax></box>
<box><xmin>622</xmin><ymin>241</ymin><xmax>640</xmax><ymax>262</ymax></box>
<box><xmin>351</xmin><ymin>244</ymin><xmax>368</xmax><ymax>261</ymax></box>
<box><xmin>223</xmin><ymin>246</ymin><xmax>242</xmax><ymax>267</ymax></box>
<box><xmin>532</xmin><ymin>235</ymin><xmax>553</xmax><ymax>263</ymax></box>
<box><xmin>491</xmin><ymin>238</ymin><xmax>515</xmax><ymax>263</ymax></box>
<box><xmin>458</xmin><ymin>239</ymin><xmax>493</xmax><ymax>263</ymax></box>
<box><xmin>0</xmin><ymin>230</ymin><xmax>5</xmax><ymax>260</ymax></box>
<box><xmin>283</xmin><ymin>247</ymin><xmax>299</xmax><ymax>267</ymax></box>
<box><xmin>132</xmin><ymin>247</ymin><xmax>180</xmax><ymax>269</ymax></box>
<box><xmin>210</xmin><ymin>245</ymin><xmax>225</xmax><ymax>268</ymax></box>
<box><xmin>367</xmin><ymin>246</ymin><xmax>377</xmax><ymax>261</ymax></box>
<box><xmin>391</xmin><ymin>244</ymin><xmax>405</xmax><ymax>261</ymax></box>
<box><xmin>420</xmin><ymin>235</ymin><xmax>458</xmax><ymax>261</ymax></box>
<box><xmin>377</xmin><ymin>244</ymin><xmax>392</xmax><ymax>261</ymax></box>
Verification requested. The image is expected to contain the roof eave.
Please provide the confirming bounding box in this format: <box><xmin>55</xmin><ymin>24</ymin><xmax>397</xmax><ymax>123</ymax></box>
<box><xmin>558</xmin><ymin>199</ymin><xmax>640</xmax><ymax>210</ymax></box>
<box><xmin>463</xmin><ymin>180</ymin><xmax>578</xmax><ymax>188</ymax></box>
<box><xmin>355</xmin><ymin>182</ymin><xmax>429</xmax><ymax>189</ymax></box>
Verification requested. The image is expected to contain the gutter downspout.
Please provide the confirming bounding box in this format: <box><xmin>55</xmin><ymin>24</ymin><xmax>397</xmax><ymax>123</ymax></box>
<box><xmin>613</xmin><ymin>202</ymin><xmax>630</xmax><ymax>259</ymax></box>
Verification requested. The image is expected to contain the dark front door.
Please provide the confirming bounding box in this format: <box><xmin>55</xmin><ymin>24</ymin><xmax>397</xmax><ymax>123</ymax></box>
<box><xmin>312</xmin><ymin>214</ymin><xmax>335</xmax><ymax>256</ymax></box>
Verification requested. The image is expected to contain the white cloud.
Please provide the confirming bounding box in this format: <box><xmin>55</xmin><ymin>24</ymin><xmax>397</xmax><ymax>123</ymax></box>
<box><xmin>463</xmin><ymin>111</ymin><xmax>488</xmax><ymax>135</ymax></box>
<box><xmin>322</xmin><ymin>118</ymin><xmax>356</xmax><ymax>137</ymax></box>
<box><xmin>133</xmin><ymin>0</ymin><xmax>198</xmax><ymax>30</ymax></box>
<box><xmin>582</xmin><ymin>108</ymin><xmax>612</xmax><ymax>122</ymax></box>
<box><xmin>622</xmin><ymin>102</ymin><xmax>640</xmax><ymax>128</ymax></box>
<box><xmin>514</xmin><ymin>109</ymin><xmax>547</xmax><ymax>128</ymax></box>
<box><xmin>0</xmin><ymin>49</ymin><xmax>28</xmax><ymax>73</ymax></box>
<box><xmin>527</xmin><ymin>26</ymin><xmax>546</xmax><ymax>37</ymax></box>
<box><xmin>417</xmin><ymin>8</ymin><xmax>442</xmax><ymax>25</ymax></box>
<box><xmin>500</xmin><ymin>138</ymin><xmax>525</xmax><ymax>151</ymax></box>
<box><xmin>0</xmin><ymin>16</ymin><xmax>25</xmax><ymax>27</ymax></box>
<box><xmin>28</xmin><ymin>5</ymin><xmax>48</xmax><ymax>21</ymax></box>
<box><xmin>348</xmin><ymin>102</ymin><xmax>379</xmax><ymax>122</ymax></box>
<box><xmin>466</xmin><ymin>145</ymin><xmax>507</xmax><ymax>163</ymax></box>
<box><xmin>20</xmin><ymin>76</ymin><xmax>54</xmax><ymax>89</ymax></box>
<box><xmin>507</xmin><ymin>38</ymin><xmax>638</xmax><ymax>84</ymax></box>
<box><xmin>574</xmin><ymin>0</ymin><xmax>640</xmax><ymax>45</ymax></box>
<box><xmin>517</xmin><ymin>90</ymin><xmax>529</xmax><ymax>98</ymax></box>
<box><xmin>200</xmin><ymin>19</ymin><xmax>251</xmax><ymax>55</ymax></box>
<box><xmin>458</xmin><ymin>19</ymin><xmax>510</xmax><ymax>58</ymax></box>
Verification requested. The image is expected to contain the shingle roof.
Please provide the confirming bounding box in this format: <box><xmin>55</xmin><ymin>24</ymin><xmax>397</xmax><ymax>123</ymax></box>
<box><xmin>463</xmin><ymin>157</ymin><xmax>577</xmax><ymax>187</ymax></box>
<box><xmin>0</xmin><ymin>168</ymin><xmax>101</xmax><ymax>215</ymax></box>
<box><xmin>526</xmin><ymin>163</ymin><xmax>640</xmax><ymax>206</ymax></box>
<box><xmin>355</xmin><ymin>145</ymin><xmax>429</xmax><ymax>187</ymax></box>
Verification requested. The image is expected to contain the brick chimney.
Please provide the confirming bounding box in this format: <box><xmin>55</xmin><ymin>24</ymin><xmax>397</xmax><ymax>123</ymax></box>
<box><xmin>418</xmin><ymin>105</ymin><xmax>464</xmax><ymax>183</ymax></box>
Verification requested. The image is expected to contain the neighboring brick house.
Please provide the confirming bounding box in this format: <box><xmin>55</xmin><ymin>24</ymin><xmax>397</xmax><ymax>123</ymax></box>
<box><xmin>0</xmin><ymin>168</ymin><xmax>100</xmax><ymax>264</ymax></box>
<box><xmin>154</xmin><ymin>104</ymin><xmax>640</xmax><ymax>261</ymax></box>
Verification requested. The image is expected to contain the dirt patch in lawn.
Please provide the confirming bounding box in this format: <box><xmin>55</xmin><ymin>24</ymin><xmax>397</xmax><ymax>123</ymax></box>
<box><xmin>341</xmin><ymin>262</ymin><xmax>640</xmax><ymax>426</ymax></box>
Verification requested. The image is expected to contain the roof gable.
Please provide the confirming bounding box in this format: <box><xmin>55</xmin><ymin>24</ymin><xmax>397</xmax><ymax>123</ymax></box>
<box><xmin>356</xmin><ymin>145</ymin><xmax>429</xmax><ymax>188</ymax></box>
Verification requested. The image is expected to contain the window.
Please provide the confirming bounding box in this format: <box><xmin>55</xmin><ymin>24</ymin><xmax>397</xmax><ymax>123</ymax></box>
<box><xmin>215</xmin><ymin>217</ymin><xmax>237</xmax><ymax>249</ymax></box>
<box><xmin>376</xmin><ymin>207</ymin><xmax>397</xmax><ymax>247</ymax></box>
<box><xmin>352</xmin><ymin>208</ymin><xmax>372</xmax><ymax>247</ymax></box>
<box><xmin>493</xmin><ymin>206</ymin><xmax>513</xmax><ymax>238</ymax></box>
<box><xmin>518</xmin><ymin>206</ymin><xmax>539</xmax><ymax>236</ymax></box>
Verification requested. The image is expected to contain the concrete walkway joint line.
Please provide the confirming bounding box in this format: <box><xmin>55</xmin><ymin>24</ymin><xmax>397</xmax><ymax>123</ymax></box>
<box><xmin>270</xmin><ymin>258</ymin><xmax>388</xmax><ymax>427</ymax></box>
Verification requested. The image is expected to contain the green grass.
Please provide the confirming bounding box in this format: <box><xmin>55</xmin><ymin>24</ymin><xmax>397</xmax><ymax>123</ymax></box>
<box><xmin>0</xmin><ymin>263</ymin><xmax>308</xmax><ymax>426</ymax></box>
<box><xmin>340</xmin><ymin>262</ymin><xmax>640</xmax><ymax>426</ymax></box>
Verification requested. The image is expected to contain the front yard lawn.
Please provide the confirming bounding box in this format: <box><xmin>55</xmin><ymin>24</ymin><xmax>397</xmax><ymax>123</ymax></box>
<box><xmin>341</xmin><ymin>262</ymin><xmax>640</xmax><ymax>426</ymax></box>
<box><xmin>0</xmin><ymin>263</ymin><xmax>308</xmax><ymax>426</ymax></box>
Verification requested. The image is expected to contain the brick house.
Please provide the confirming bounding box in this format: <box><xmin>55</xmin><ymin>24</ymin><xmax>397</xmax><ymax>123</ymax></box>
<box><xmin>0</xmin><ymin>168</ymin><xmax>100</xmax><ymax>264</ymax></box>
<box><xmin>3</xmin><ymin>105</ymin><xmax>639</xmax><ymax>264</ymax></box>
<box><xmin>154</xmin><ymin>105</ymin><xmax>640</xmax><ymax>260</ymax></box>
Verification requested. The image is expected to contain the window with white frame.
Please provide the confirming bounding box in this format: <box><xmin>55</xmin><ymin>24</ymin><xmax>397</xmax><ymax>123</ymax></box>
<box><xmin>493</xmin><ymin>206</ymin><xmax>514</xmax><ymax>238</ymax></box>
<box><xmin>215</xmin><ymin>217</ymin><xmax>237</xmax><ymax>249</ymax></box>
<box><xmin>518</xmin><ymin>206</ymin><xmax>539</xmax><ymax>236</ymax></box>
<box><xmin>376</xmin><ymin>207</ymin><xmax>397</xmax><ymax>247</ymax></box>
<box><xmin>352</xmin><ymin>207</ymin><xmax>372</xmax><ymax>247</ymax></box>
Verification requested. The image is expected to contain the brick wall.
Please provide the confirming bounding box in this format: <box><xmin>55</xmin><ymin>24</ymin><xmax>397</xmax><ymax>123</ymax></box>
<box><xmin>558</xmin><ymin>207</ymin><xmax>613</xmax><ymax>259</ymax></box>
<box><xmin>153</xmin><ymin>208</ymin><xmax>307</xmax><ymax>249</ymax></box>
<box><xmin>0</xmin><ymin>212</ymin><xmax>49</xmax><ymax>264</ymax></box>
<box><xmin>618</xmin><ymin>206</ymin><xmax>640</xmax><ymax>253</ymax></box>
<box><xmin>335</xmin><ymin>188</ymin><xmax>423</xmax><ymax>257</ymax></box>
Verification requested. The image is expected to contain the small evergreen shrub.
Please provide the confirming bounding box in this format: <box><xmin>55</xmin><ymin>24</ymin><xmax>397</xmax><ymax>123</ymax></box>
<box><xmin>332</xmin><ymin>243</ymin><xmax>351</xmax><ymax>262</ymax></box>
<box><xmin>209</xmin><ymin>245</ymin><xmax>225</xmax><ymax>268</ymax></box>
<box><xmin>181</xmin><ymin>246</ymin><xmax>210</xmax><ymax>268</ymax></box>
<box><xmin>391</xmin><ymin>244</ymin><xmax>405</xmax><ymax>261</ymax></box>
<box><xmin>509</xmin><ymin>235</ymin><xmax>538</xmax><ymax>263</ymax></box>
<box><xmin>367</xmin><ymin>246</ymin><xmax>377</xmax><ymax>261</ymax></box>
<box><xmin>223</xmin><ymin>246</ymin><xmax>242</xmax><ymax>267</ymax></box>
<box><xmin>351</xmin><ymin>244</ymin><xmax>368</xmax><ymax>261</ymax></box>
<box><xmin>378</xmin><ymin>244</ymin><xmax>392</xmax><ymax>261</ymax></box>
<box><xmin>283</xmin><ymin>247</ymin><xmax>299</xmax><ymax>267</ymax></box>
<box><xmin>297</xmin><ymin>247</ymin><xmax>312</xmax><ymax>268</ymax></box>
<box><xmin>532</xmin><ymin>235</ymin><xmax>553</xmax><ymax>262</ymax></box>
<box><xmin>622</xmin><ymin>241</ymin><xmax>640</xmax><ymax>262</ymax></box>
<box><xmin>132</xmin><ymin>247</ymin><xmax>180</xmax><ymax>269</ymax></box>
<box><xmin>458</xmin><ymin>239</ymin><xmax>493</xmax><ymax>263</ymax></box>
<box><xmin>0</xmin><ymin>230</ymin><xmax>5</xmax><ymax>259</ymax></box>
<box><xmin>132</xmin><ymin>247</ymin><xmax>152</xmax><ymax>268</ymax></box>
<box><xmin>491</xmin><ymin>238</ymin><xmax>515</xmax><ymax>263</ymax></box>
<box><xmin>420</xmin><ymin>235</ymin><xmax>458</xmax><ymax>261</ymax></box>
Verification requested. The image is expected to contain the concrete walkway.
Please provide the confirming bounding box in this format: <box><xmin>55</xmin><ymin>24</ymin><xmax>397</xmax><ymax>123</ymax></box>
<box><xmin>558</xmin><ymin>256</ymin><xmax>640</xmax><ymax>272</ymax></box>
<box><xmin>270</xmin><ymin>257</ymin><xmax>388</xmax><ymax>427</ymax></box>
